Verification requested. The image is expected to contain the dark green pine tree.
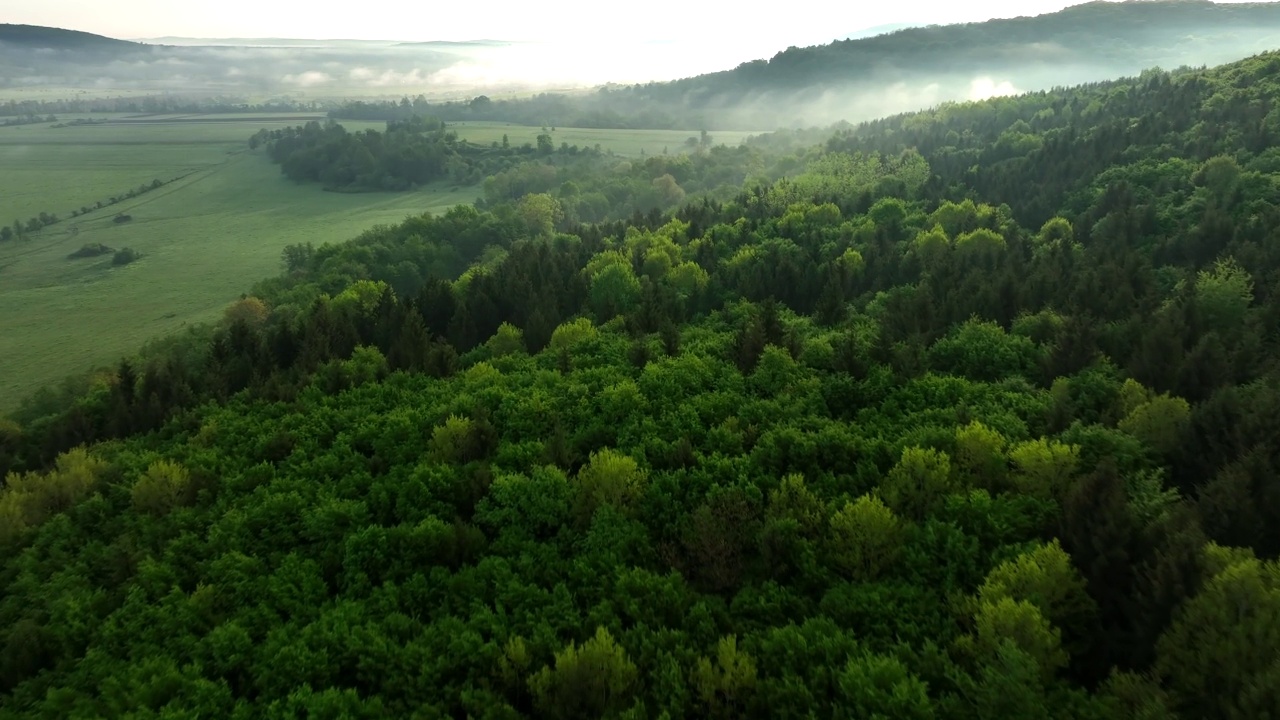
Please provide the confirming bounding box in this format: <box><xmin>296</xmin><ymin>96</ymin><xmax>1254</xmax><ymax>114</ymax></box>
<box><xmin>388</xmin><ymin>309</ymin><xmax>431</xmax><ymax>373</ymax></box>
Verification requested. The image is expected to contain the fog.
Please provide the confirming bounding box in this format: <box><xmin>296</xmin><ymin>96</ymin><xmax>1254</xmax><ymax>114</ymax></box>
<box><xmin>0</xmin><ymin>37</ymin><xmax>783</xmax><ymax>99</ymax></box>
<box><xmin>3</xmin><ymin>16</ymin><xmax>1280</xmax><ymax>128</ymax></box>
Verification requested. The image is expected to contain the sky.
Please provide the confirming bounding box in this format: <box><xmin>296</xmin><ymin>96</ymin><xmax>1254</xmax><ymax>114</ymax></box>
<box><xmin>9</xmin><ymin>0</ymin><xmax>1141</xmax><ymax>45</ymax></box>
<box><xmin>6</xmin><ymin>0</ymin><xmax>1263</xmax><ymax>89</ymax></box>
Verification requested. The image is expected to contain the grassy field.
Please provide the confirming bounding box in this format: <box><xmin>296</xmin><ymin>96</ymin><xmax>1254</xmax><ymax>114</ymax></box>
<box><xmin>0</xmin><ymin>113</ymin><xmax>751</xmax><ymax>412</ymax></box>
<box><xmin>0</xmin><ymin>113</ymin><xmax>467</xmax><ymax>412</ymax></box>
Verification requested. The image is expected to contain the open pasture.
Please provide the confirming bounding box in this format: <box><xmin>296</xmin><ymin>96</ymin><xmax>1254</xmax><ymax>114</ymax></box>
<box><xmin>0</xmin><ymin>112</ymin><xmax>468</xmax><ymax>411</ymax></box>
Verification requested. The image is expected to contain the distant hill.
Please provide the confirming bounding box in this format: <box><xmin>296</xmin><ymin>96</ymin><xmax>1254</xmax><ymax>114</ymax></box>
<box><xmin>841</xmin><ymin>23</ymin><xmax>921</xmax><ymax>41</ymax></box>
<box><xmin>659</xmin><ymin>0</ymin><xmax>1280</xmax><ymax>97</ymax></box>
<box><xmin>0</xmin><ymin>24</ymin><xmax>139</xmax><ymax>51</ymax></box>
<box><xmin>427</xmin><ymin>0</ymin><xmax>1280</xmax><ymax>129</ymax></box>
<box><xmin>133</xmin><ymin>37</ymin><xmax>395</xmax><ymax>48</ymax></box>
<box><xmin>395</xmin><ymin>40</ymin><xmax>514</xmax><ymax>48</ymax></box>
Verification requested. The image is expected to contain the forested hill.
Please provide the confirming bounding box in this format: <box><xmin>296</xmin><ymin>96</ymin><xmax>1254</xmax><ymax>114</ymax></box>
<box><xmin>682</xmin><ymin>0</ymin><xmax>1280</xmax><ymax>92</ymax></box>
<box><xmin>379</xmin><ymin>0</ymin><xmax>1280</xmax><ymax>129</ymax></box>
<box><xmin>0</xmin><ymin>24</ymin><xmax>140</xmax><ymax>51</ymax></box>
<box><xmin>4</xmin><ymin>52</ymin><xmax>1280</xmax><ymax>717</ymax></box>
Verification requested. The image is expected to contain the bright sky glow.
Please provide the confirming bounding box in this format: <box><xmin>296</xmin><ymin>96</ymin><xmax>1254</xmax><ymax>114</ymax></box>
<box><xmin>8</xmin><ymin>0</ymin><xmax>1140</xmax><ymax>45</ymax></box>
<box><xmin>5</xmin><ymin>0</ymin><xmax>1265</xmax><ymax>90</ymax></box>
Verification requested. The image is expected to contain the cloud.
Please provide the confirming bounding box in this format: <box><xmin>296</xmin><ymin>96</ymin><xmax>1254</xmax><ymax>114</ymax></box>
<box><xmin>969</xmin><ymin>77</ymin><xmax>1021</xmax><ymax>100</ymax></box>
<box><xmin>282</xmin><ymin>70</ymin><xmax>332</xmax><ymax>87</ymax></box>
<box><xmin>348</xmin><ymin>66</ymin><xmax>431</xmax><ymax>87</ymax></box>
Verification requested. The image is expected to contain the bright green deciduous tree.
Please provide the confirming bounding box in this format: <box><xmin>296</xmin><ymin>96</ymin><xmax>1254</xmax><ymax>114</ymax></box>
<box><xmin>973</xmin><ymin>597</ymin><xmax>1068</xmax><ymax>680</ymax></box>
<box><xmin>1008</xmin><ymin>438</ymin><xmax>1080</xmax><ymax>499</ymax></box>
<box><xmin>486</xmin><ymin>322</ymin><xmax>526</xmax><ymax>358</ymax></box>
<box><xmin>693</xmin><ymin>635</ymin><xmax>758</xmax><ymax>718</ymax></box>
<box><xmin>1194</xmin><ymin>256</ymin><xmax>1253</xmax><ymax>333</ymax></box>
<box><xmin>549</xmin><ymin>317</ymin><xmax>598</xmax><ymax>352</ymax></box>
<box><xmin>835</xmin><ymin>651</ymin><xmax>934</xmax><ymax>720</ymax></box>
<box><xmin>1118</xmin><ymin>393</ymin><xmax>1191</xmax><ymax>456</ymax></box>
<box><xmin>529</xmin><ymin>626</ymin><xmax>639</xmax><ymax>719</ymax></box>
<box><xmin>1155</xmin><ymin>552</ymin><xmax>1280</xmax><ymax>720</ymax></box>
<box><xmin>829</xmin><ymin>495</ymin><xmax>905</xmax><ymax>581</ymax></box>
<box><xmin>574</xmin><ymin>448</ymin><xmax>647</xmax><ymax>522</ymax></box>
<box><xmin>880</xmin><ymin>447</ymin><xmax>954</xmax><ymax>520</ymax></box>
<box><xmin>131</xmin><ymin>459</ymin><xmax>191</xmax><ymax>516</ymax></box>
<box><xmin>591</xmin><ymin>262</ymin><xmax>642</xmax><ymax>320</ymax></box>
<box><xmin>978</xmin><ymin>540</ymin><xmax>1097</xmax><ymax>638</ymax></box>
<box><xmin>954</xmin><ymin>420</ymin><xmax>1009</xmax><ymax>491</ymax></box>
<box><xmin>517</xmin><ymin>193</ymin><xmax>563</xmax><ymax>237</ymax></box>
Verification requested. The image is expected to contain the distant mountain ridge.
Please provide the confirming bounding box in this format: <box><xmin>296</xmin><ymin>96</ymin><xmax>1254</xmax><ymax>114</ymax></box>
<box><xmin>0</xmin><ymin>24</ymin><xmax>140</xmax><ymax>51</ymax></box>
<box><xmin>595</xmin><ymin>0</ymin><xmax>1280</xmax><ymax>127</ymax></box>
<box><xmin>673</xmin><ymin>0</ymin><xmax>1280</xmax><ymax>92</ymax></box>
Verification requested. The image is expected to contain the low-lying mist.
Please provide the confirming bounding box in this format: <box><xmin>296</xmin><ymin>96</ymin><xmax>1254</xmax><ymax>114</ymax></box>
<box><xmin>0</xmin><ymin>38</ymin><xmax>772</xmax><ymax>99</ymax></box>
<box><xmin>5</xmin><ymin>2</ymin><xmax>1280</xmax><ymax>131</ymax></box>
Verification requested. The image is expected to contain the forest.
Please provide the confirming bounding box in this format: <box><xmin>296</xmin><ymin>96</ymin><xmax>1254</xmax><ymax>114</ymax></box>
<box><xmin>3</xmin><ymin>47</ymin><xmax>1280</xmax><ymax>718</ymax></box>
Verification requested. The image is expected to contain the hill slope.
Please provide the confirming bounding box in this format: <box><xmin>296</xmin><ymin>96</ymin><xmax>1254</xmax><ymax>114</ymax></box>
<box><xmin>408</xmin><ymin>0</ymin><xmax>1280</xmax><ymax>128</ymax></box>
<box><xmin>2</xmin><ymin>50</ymin><xmax>1280</xmax><ymax>718</ymax></box>
<box><xmin>0</xmin><ymin>24</ymin><xmax>139</xmax><ymax>51</ymax></box>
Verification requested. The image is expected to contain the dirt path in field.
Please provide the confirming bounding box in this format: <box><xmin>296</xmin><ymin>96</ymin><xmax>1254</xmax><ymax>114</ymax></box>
<box><xmin>0</xmin><ymin>152</ymin><xmax>246</xmax><ymax>262</ymax></box>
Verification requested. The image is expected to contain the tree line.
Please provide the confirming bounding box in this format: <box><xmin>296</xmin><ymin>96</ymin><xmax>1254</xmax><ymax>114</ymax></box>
<box><xmin>250</xmin><ymin>117</ymin><xmax>599</xmax><ymax>192</ymax></box>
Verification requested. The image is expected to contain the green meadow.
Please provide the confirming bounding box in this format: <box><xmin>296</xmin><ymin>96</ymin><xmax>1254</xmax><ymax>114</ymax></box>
<box><xmin>0</xmin><ymin>114</ymin><xmax>469</xmax><ymax>411</ymax></box>
<box><xmin>0</xmin><ymin>114</ymin><xmax>749</xmax><ymax>411</ymax></box>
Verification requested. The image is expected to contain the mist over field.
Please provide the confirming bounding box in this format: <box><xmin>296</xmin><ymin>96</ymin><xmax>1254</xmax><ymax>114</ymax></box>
<box><xmin>0</xmin><ymin>36</ymin><xmax>783</xmax><ymax>98</ymax></box>
<box><xmin>6</xmin><ymin>1</ymin><xmax>1280</xmax><ymax>129</ymax></box>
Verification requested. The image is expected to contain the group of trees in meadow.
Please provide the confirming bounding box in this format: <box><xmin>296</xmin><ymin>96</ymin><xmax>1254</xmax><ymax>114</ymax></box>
<box><xmin>1</xmin><ymin>214</ymin><xmax>57</xmax><ymax>242</ymax></box>
<box><xmin>1</xmin><ymin>178</ymin><xmax>170</xmax><ymax>243</ymax></box>
<box><xmin>0</xmin><ymin>96</ymin><xmax>319</xmax><ymax>118</ymax></box>
<box><xmin>0</xmin><ymin>114</ymin><xmax>55</xmax><ymax>126</ymax></box>
<box><xmin>4</xmin><ymin>49</ymin><xmax>1280</xmax><ymax>718</ymax></box>
<box><xmin>250</xmin><ymin>117</ymin><xmax>598</xmax><ymax>192</ymax></box>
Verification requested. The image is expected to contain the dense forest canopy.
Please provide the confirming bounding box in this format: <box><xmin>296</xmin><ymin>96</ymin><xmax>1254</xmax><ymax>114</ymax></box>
<box><xmin>4</xmin><ymin>45</ymin><xmax>1280</xmax><ymax>720</ymax></box>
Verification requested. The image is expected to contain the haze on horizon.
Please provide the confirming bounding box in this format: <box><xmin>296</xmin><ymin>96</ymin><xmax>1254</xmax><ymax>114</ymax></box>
<box><xmin>8</xmin><ymin>0</ymin><xmax>1117</xmax><ymax>44</ymax></box>
<box><xmin>3</xmin><ymin>0</ymin><xmax>1277</xmax><ymax>128</ymax></box>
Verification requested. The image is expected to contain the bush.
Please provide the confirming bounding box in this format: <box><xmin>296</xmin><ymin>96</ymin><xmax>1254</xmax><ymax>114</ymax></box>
<box><xmin>113</xmin><ymin>248</ymin><xmax>141</xmax><ymax>266</ymax></box>
<box><xmin>67</xmin><ymin>243</ymin><xmax>114</xmax><ymax>259</ymax></box>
